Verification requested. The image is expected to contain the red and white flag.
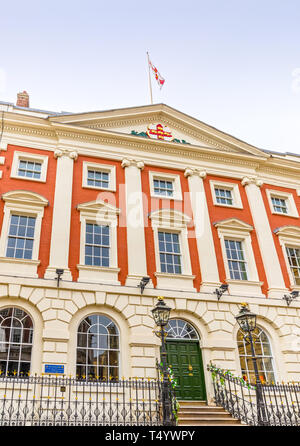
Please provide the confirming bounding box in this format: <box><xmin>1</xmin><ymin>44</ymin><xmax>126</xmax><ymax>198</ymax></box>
<box><xmin>148</xmin><ymin>57</ymin><xmax>165</xmax><ymax>89</ymax></box>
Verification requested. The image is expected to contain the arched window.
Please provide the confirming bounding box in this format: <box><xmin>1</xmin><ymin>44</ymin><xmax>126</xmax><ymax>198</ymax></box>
<box><xmin>237</xmin><ymin>327</ymin><xmax>275</xmax><ymax>384</ymax></box>
<box><xmin>165</xmin><ymin>319</ymin><xmax>199</xmax><ymax>340</ymax></box>
<box><xmin>76</xmin><ymin>314</ymin><xmax>120</xmax><ymax>380</ymax></box>
<box><xmin>0</xmin><ymin>307</ymin><xmax>33</xmax><ymax>376</ymax></box>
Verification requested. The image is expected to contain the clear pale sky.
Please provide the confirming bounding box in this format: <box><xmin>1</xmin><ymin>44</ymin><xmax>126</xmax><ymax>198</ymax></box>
<box><xmin>1</xmin><ymin>0</ymin><xmax>300</xmax><ymax>154</ymax></box>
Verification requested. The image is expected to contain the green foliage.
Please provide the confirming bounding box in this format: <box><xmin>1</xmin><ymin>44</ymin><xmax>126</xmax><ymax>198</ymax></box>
<box><xmin>208</xmin><ymin>363</ymin><xmax>255</xmax><ymax>390</ymax></box>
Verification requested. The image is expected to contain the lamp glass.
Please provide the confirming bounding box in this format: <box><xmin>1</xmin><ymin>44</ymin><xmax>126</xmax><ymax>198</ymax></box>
<box><xmin>151</xmin><ymin>299</ymin><xmax>171</xmax><ymax>327</ymax></box>
<box><xmin>235</xmin><ymin>308</ymin><xmax>257</xmax><ymax>332</ymax></box>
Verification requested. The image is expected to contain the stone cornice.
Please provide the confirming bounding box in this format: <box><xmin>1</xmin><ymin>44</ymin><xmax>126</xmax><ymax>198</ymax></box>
<box><xmin>49</xmin><ymin>103</ymin><xmax>269</xmax><ymax>158</ymax></box>
<box><xmin>2</xmin><ymin>111</ymin><xmax>300</xmax><ymax>190</ymax></box>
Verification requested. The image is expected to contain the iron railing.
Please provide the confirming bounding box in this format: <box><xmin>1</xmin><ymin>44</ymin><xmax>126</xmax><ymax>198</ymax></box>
<box><xmin>0</xmin><ymin>374</ymin><xmax>175</xmax><ymax>426</ymax></box>
<box><xmin>208</xmin><ymin>364</ymin><xmax>300</xmax><ymax>426</ymax></box>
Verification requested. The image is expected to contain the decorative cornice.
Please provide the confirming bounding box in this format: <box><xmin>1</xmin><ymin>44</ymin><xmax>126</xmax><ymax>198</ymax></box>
<box><xmin>73</xmin><ymin>115</ymin><xmax>251</xmax><ymax>155</ymax></box>
<box><xmin>241</xmin><ymin>176</ymin><xmax>263</xmax><ymax>187</ymax></box>
<box><xmin>121</xmin><ymin>158</ymin><xmax>145</xmax><ymax>170</ymax></box>
<box><xmin>184</xmin><ymin>167</ymin><xmax>207</xmax><ymax>179</ymax></box>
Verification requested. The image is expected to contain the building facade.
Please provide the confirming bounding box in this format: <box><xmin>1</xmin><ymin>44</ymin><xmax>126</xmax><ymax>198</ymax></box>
<box><xmin>1</xmin><ymin>94</ymin><xmax>300</xmax><ymax>403</ymax></box>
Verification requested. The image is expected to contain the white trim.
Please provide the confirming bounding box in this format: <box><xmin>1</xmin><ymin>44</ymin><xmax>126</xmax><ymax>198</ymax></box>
<box><xmin>275</xmin><ymin>226</ymin><xmax>300</xmax><ymax>289</ymax></box>
<box><xmin>10</xmin><ymin>151</ymin><xmax>48</xmax><ymax>183</ymax></box>
<box><xmin>210</xmin><ymin>179</ymin><xmax>243</xmax><ymax>209</ymax></box>
<box><xmin>77</xmin><ymin>200</ymin><xmax>120</xmax><ymax>285</ymax></box>
<box><xmin>0</xmin><ymin>191</ymin><xmax>48</xmax><ymax>277</ymax></box>
<box><xmin>149</xmin><ymin>209</ymin><xmax>195</xmax><ymax>291</ymax></box>
<box><xmin>149</xmin><ymin>171</ymin><xmax>182</xmax><ymax>200</ymax></box>
<box><xmin>266</xmin><ymin>189</ymin><xmax>299</xmax><ymax>218</ymax></box>
<box><xmin>82</xmin><ymin>161</ymin><xmax>116</xmax><ymax>191</ymax></box>
<box><xmin>214</xmin><ymin>218</ymin><xmax>264</xmax><ymax>296</ymax></box>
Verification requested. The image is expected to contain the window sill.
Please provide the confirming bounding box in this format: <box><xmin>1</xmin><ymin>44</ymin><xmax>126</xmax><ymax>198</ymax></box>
<box><xmin>213</xmin><ymin>203</ymin><xmax>243</xmax><ymax>210</ymax></box>
<box><xmin>82</xmin><ymin>185</ymin><xmax>116</xmax><ymax>192</ymax></box>
<box><xmin>271</xmin><ymin>211</ymin><xmax>299</xmax><ymax>218</ymax></box>
<box><xmin>226</xmin><ymin>279</ymin><xmax>264</xmax><ymax>297</ymax></box>
<box><xmin>10</xmin><ymin>174</ymin><xmax>46</xmax><ymax>183</ymax></box>
<box><xmin>150</xmin><ymin>194</ymin><xmax>182</xmax><ymax>201</ymax></box>
<box><xmin>77</xmin><ymin>264</ymin><xmax>120</xmax><ymax>285</ymax></box>
<box><xmin>154</xmin><ymin>272</ymin><xmax>196</xmax><ymax>292</ymax></box>
<box><xmin>0</xmin><ymin>257</ymin><xmax>40</xmax><ymax>278</ymax></box>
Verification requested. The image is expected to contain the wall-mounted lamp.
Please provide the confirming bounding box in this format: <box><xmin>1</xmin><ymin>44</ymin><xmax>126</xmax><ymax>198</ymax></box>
<box><xmin>283</xmin><ymin>290</ymin><xmax>299</xmax><ymax>306</ymax></box>
<box><xmin>138</xmin><ymin>276</ymin><xmax>150</xmax><ymax>294</ymax></box>
<box><xmin>214</xmin><ymin>284</ymin><xmax>229</xmax><ymax>300</ymax></box>
<box><xmin>55</xmin><ymin>269</ymin><xmax>64</xmax><ymax>288</ymax></box>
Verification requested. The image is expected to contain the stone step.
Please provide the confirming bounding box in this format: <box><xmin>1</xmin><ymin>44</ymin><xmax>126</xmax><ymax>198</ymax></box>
<box><xmin>179</xmin><ymin>406</ymin><xmax>225</xmax><ymax>412</ymax></box>
<box><xmin>178</xmin><ymin>400</ymin><xmax>206</xmax><ymax>406</ymax></box>
<box><xmin>179</xmin><ymin>411</ymin><xmax>232</xmax><ymax>418</ymax></box>
<box><xmin>178</xmin><ymin>417</ymin><xmax>241</xmax><ymax>425</ymax></box>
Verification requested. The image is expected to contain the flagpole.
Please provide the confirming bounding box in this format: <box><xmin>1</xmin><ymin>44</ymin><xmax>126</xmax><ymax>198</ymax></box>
<box><xmin>146</xmin><ymin>52</ymin><xmax>153</xmax><ymax>105</ymax></box>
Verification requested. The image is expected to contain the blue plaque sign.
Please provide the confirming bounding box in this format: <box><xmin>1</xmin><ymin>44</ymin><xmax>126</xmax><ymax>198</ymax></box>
<box><xmin>44</xmin><ymin>364</ymin><xmax>64</xmax><ymax>374</ymax></box>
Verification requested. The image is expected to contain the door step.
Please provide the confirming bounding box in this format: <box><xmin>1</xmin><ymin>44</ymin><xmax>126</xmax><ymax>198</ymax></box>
<box><xmin>177</xmin><ymin>401</ymin><xmax>243</xmax><ymax>426</ymax></box>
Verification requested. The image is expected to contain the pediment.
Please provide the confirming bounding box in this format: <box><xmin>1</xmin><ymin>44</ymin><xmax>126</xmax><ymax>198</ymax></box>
<box><xmin>49</xmin><ymin>104</ymin><xmax>268</xmax><ymax>159</ymax></box>
<box><xmin>274</xmin><ymin>225</ymin><xmax>300</xmax><ymax>239</ymax></box>
<box><xmin>77</xmin><ymin>199</ymin><xmax>120</xmax><ymax>217</ymax></box>
<box><xmin>213</xmin><ymin>218</ymin><xmax>253</xmax><ymax>232</ymax></box>
<box><xmin>2</xmin><ymin>190</ymin><xmax>48</xmax><ymax>207</ymax></box>
<box><xmin>149</xmin><ymin>208</ymin><xmax>191</xmax><ymax>227</ymax></box>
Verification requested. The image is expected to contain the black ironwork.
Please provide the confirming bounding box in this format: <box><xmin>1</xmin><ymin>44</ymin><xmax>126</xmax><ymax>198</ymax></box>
<box><xmin>138</xmin><ymin>276</ymin><xmax>150</xmax><ymax>294</ymax></box>
<box><xmin>156</xmin><ymin>360</ymin><xmax>178</xmax><ymax>425</ymax></box>
<box><xmin>208</xmin><ymin>365</ymin><xmax>300</xmax><ymax>426</ymax></box>
<box><xmin>55</xmin><ymin>269</ymin><xmax>64</xmax><ymax>288</ymax></box>
<box><xmin>235</xmin><ymin>303</ymin><xmax>268</xmax><ymax>425</ymax></box>
<box><xmin>214</xmin><ymin>284</ymin><xmax>229</xmax><ymax>301</ymax></box>
<box><xmin>151</xmin><ymin>297</ymin><xmax>174</xmax><ymax>426</ymax></box>
<box><xmin>283</xmin><ymin>290</ymin><xmax>299</xmax><ymax>306</ymax></box>
<box><xmin>0</xmin><ymin>373</ymin><xmax>171</xmax><ymax>426</ymax></box>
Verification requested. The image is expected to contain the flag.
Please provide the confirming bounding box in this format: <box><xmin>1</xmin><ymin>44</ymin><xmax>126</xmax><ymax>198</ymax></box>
<box><xmin>148</xmin><ymin>57</ymin><xmax>165</xmax><ymax>89</ymax></box>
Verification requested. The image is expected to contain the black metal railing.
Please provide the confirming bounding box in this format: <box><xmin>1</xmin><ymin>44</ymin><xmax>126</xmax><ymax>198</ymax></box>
<box><xmin>208</xmin><ymin>364</ymin><xmax>300</xmax><ymax>426</ymax></box>
<box><xmin>0</xmin><ymin>373</ymin><xmax>175</xmax><ymax>426</ymax></box>
<box><xmin>156</xmin><ymin>360</ymin><xmax>178</xmax><ymax>425</ymax></box>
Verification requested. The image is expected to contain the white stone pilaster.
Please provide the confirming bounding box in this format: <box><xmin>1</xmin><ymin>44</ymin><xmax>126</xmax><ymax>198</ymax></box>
<box><xmin>122</xmin><ymin>158</ymin><xmax>151</xmax><ymax>287</ymax></box>
<box><xmin>184</xmin><ymin>167</ymin><xmax>220</xmax><ymax>292</ymax></box>
<box><xmin>241</xmin><ymin>176</ymin><xmax>288</xmax><ymax>298</ymax></box>
<box><xmin>44</xmin><ymin>148</ymin><xmax>78</xmax><ymax>281</ymax></box>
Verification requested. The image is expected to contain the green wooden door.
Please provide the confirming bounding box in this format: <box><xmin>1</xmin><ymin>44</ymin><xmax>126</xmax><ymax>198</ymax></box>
<box><xmin>165</xmin><ymin>340</ymin><xmax>206</xmax><ymax>400</ymax></box>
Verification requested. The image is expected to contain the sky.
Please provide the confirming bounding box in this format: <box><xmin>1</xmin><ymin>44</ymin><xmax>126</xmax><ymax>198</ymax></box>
<box><xmin>1</xmin><ymin>0</ymin><xmax>300</xmax><ymax>154</ymax></box>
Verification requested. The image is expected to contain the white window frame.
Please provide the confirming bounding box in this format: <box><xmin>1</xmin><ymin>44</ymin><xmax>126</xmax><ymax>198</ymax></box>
<box><xmin>0</xmin><ymin>191</ymin><xmax>48</xmax><ymax>277</ymax></box>
<box><xmin>266</xmin><ymin>189</ymin><xmax>299</xmax><ymax>218</ymax></box>
<box><xmin>214</xmin><ymin>218</ymin><xmax>264</xmax><ymax>296</ymax></box>
<box><xmin>274</xmin><ymin>225</ymin><xmax>300</xmax><ymax>290</ymax></box>
<box><xmin>82</xmin><ymin>162</ymin><xmax>116</xmax><ymax>192</ymax></box>
<box><xmin>149</xmin><ymin>171</ymin><xmax>182</xmax><ymax>200</ymax></box>
<box><xmin>10</xmin><ymin>151</ymin><xmax>48</xmax><ymax>183</ymax></box>
<box><xmin>77</xmin><ymin>199</ymin><xmax>120</xmax><ymax>284</ymax></box>
<box><xmin>149</xmin><ymin>209</ymin><xmax>195</xmax><ymax>291</ymax></box>
<box><xmin>210</xmin><ymin>180</ymin><xmax>243</xmax><ymax>209</ymax></box>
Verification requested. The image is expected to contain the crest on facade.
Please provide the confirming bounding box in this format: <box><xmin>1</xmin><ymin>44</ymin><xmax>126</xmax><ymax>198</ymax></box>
<box><xmin>146</xmin><ymin>124</ymin><xmax>173</xmax><ymax>141</ymax></box>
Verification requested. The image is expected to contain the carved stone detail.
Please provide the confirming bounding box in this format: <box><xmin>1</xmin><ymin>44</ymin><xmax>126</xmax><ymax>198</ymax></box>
<box><xmin>241</xmin><ymin>176</ymin><xmax>263</xmax><ymax>187</ymax></box>
<box><xmin>121</xmin><ymin>158</ymin><xmax>145</xmax><ymax>170</ymax></box>
<box><xmin>54</xmin><ymin>149</ymin><xmax>78</xmax><ymax>160</ymax></box>
<box><xmin>184</xmin><ymin>167</ymin><xmax>207</xmax><ymax>179</ymax></box>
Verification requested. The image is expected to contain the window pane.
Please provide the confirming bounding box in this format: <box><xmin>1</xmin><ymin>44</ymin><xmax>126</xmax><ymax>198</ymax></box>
<box><xmin>237</xmin><ymin>327</ymin><xmax>275</xmax><ymax>384</ymax></box>
<box><xmin>76</xmin><ymin>315</ymin><xmax>119</xmax><ymax>381</ymax></box>
<box><xmin>0</xmin><ymin>308</ymin><xmax>33</xmax><ymax>376</ymax></box>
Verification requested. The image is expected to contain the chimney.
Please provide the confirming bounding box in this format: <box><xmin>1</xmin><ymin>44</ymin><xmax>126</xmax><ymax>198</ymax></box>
<box><xmin>16</xmin><ymin>91</ymin><xmax>29</xmax><ymax>108</ymax></box>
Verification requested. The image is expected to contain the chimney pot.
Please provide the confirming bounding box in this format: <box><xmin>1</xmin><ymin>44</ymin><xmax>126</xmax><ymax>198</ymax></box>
<box><xmin>16</xmin><ymin>91</ymin><xmax>29</xmax><ymax>108</ymax></box>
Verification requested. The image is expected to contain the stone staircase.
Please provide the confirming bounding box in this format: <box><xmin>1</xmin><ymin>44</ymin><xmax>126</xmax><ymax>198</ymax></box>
<box><xmin>178</xmin><ymin>400</ymin><xmax>243</xmax><ymax>426</ymax></box>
